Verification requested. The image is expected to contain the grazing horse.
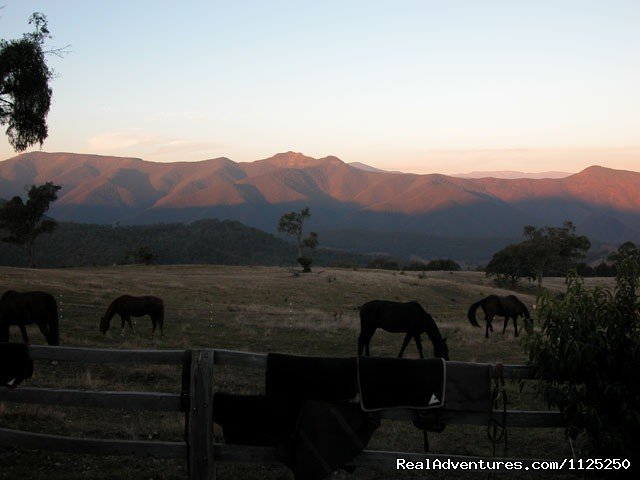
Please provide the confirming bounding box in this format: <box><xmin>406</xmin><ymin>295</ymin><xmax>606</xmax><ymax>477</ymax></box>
<box><xmin>358</xmin><ymin>300</ymin><xmax>449</xmax><ymax>360</ymax></box>
<box><xmin>0</xmin><ymin>290</ymin><xmax>60</xmax><ymax>345</ymax></box>
<box><xmin>467</xmin><ymin>294</ymin><xmax>530</xmax><ymax>338</ymax></box>
<box><xmin>100</xmin><ymin>295</ymin><xmax>164</xmax><ymax>336</ymax></box>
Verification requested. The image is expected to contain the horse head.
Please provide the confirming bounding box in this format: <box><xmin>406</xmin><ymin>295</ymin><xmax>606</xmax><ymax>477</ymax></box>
<box><xmin>435</xmin><ymin>337</ymin><xmax>449</xmax><ymax>361</ymax></box>
<box><xmin>99</xmin><ymin>316</ymin><xmax>110</xmax><ymax>334</ymax></box>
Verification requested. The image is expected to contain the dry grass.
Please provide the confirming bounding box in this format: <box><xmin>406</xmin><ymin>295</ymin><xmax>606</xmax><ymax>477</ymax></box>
<box><xmin>0</xmin><ymin>265</ymin><xmax>616</xmax><ymax>479</ymax></box>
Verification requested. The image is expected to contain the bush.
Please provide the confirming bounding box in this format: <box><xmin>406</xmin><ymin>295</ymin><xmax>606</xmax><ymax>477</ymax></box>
<box><xmin>425</xmin><ymin>258</ymin><xmax>461</xmax><ymax>271</ymax></box>
<box><xmin>524</xmin><ymin>257</ymin><xmax>640</xmax><ymax>474</ymax></box>
<box><xmin>297</xmin><ymin>256</ymin><xmax>313</xmax><ymax>273</ymax></box>
<box><xmin>404</xmin><ymin>261</ymin><xmax>427</xmax><ymax>271</ymax></box>
<box><xmin>366</xmin><ymin>257</ymin><xmax>399</xmax><ymax>270</ymax></box>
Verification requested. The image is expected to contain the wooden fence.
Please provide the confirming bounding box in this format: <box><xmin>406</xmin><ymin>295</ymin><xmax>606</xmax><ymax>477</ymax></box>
<box><xmin>0</xmin><ymin>346</ymin><xmax>567</xmax><ymax>478</ymax></box>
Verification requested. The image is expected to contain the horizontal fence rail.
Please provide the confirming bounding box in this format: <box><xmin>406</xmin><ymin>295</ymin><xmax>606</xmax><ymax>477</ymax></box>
<box><xmin>0</xmin><ymin>427</ymin><xmax>187</xmax><ymax>458</ymax></box>
<box><xmin>28</xmin><ymin>346</ymin><xmax>534</xmax><ymax>379</ymax></box>
<box><xmin>212</xmin><ymin>348</ymin><xmax>534</xmax><ymax>379</ymax></box>
<box><xmin>30</xmin><ymin>345</ymin><xmax>185</xmax><ymax>365</ymax></box>
<box><xmin>0</xmin><ymin>387</ymin><xmax>183</xmax><ymax>411</ymax></box>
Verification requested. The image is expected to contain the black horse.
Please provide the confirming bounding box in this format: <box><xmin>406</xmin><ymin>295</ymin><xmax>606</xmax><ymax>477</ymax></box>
<box><xmin>467</xmin><ymin>294</ymin><xmax>530</xmax><ymax>338</ymax></box>
<box><xmin>0</xmin><ymin>290</ymin><xmax>60</xmax><ymax>345</ymax></box>
<box><xmin>358</xmin><ymin>300</ymin><xmax>449</xmax><ymax>360</ymax></box>
<box><xmin>100</xmin><ymin>295</ymin><xmax>164</xmax><ymax>336</ymax></box>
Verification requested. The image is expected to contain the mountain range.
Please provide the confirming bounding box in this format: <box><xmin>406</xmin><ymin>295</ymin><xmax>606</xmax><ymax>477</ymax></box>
<box><xmin>1</xmin><ymin>151</ymin><xmax>639</xmax><ymax>260</ymax></box>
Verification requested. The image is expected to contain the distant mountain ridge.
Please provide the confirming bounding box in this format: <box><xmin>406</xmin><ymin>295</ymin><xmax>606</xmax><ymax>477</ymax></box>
<box><xmin>453</xmin><ymin>170</ymin><xmax>572</xmax><ymax>179</ymax></box>
<box><xmin>1</xmin><ymin>151</ymin><xmax>639</xmax><ymax>254</ymax></box>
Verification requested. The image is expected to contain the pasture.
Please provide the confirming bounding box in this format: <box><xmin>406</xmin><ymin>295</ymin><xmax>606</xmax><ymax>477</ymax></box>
<box><xmin>0</xmin><ymin>265</ymin><xmax>615</xmax><ymax>479</ymax></box>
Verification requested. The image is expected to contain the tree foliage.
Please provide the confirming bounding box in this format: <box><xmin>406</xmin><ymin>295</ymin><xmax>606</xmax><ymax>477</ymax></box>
<box><xmin>366</xmin><ymin>257</ymin><xmax>400</xmax><ymax>270</ymax></box>
<box><xmin>424</xmin><ymin>258</ymin><xmax>461</xmax><ymax>271</ymax></box>
<box><xmin>125</xmin><ymin>245</ymin><xmax>156</xmax><ymax>265</ymax></box>
<box><xmin>0</xmin><ymin>13</ymin><xmax>55</xmax><ymax>151</ymax></box>
<box><xmin>522</xmin><ymin>221</ymin><xmax>591</xmax><ymax>285</ymax></box>
<box><xmin>0</xmin><ymin>181</ymin><xmax>61</xmax><ymax>267</ymax></box>
<box><xmin>485</xmin><ymin>243</ymin><xmax>533</xmax><ymax>286</ymax></box>
<box><xmin>608</xmin><ymin>241</ymin><xmax>639</xmax><ymax>268</ymax></box>
<box><xmin>486</xmin><ymin>221</ymin><xmax>590</xmax><ymax>287</ymax></box>
<box><xmin>277</xmin><ymin>207</ymin><xmax>318</xmax><ymax>272</ymax></box>
<box><xmin>524</xmin><ymin>254</ymin><xmax>640</xmax><ymax>471</ymax></box>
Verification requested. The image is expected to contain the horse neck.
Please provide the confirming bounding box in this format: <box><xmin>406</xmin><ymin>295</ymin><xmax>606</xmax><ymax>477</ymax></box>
<box><xmin>421</xmin><ymin>312</ymin><xmax>445</xmax><ymax>345</ymax></box>
<box><xmin>104</xmin><ymin>301</ymin><xmax>118</xmax><ymax>320</ymax></box>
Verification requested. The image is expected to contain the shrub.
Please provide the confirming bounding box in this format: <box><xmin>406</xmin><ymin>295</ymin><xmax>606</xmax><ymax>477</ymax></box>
<box><xmin>297</xmin><ymin>256</ymin><xmax>313</xmax><ymax>273</ymax></box>
<box><xmin>524</xmin><ymin>256</ymin><xmax>640</xmax><ymax>474</ymax></box>
<box><xmin>425</xmin><ymin>258</ymin><xmax>461</xmax><ymax>271</ymax></box>
<box><xmin>366</xmin><ymin>257</ymin><xmax>399</xmax><ymax>270</ymax></box>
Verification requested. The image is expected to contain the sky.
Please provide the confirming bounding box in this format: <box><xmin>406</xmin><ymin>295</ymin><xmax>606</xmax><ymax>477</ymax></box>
<box><xmin>1</xmin><ymin>0</ymin><xmax>639</xmax><ymax>174</ymax></box>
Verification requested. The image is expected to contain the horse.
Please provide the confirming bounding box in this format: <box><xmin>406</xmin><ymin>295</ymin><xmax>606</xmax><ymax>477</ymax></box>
<box><xmin>0</xmin><ymin>290</ymin><xmax>60</xmax><ymax>345</ymax></box>
<box><xmin>100</xmin><ymin>295</ymin><xmax>164</xmax><ymax>336</ymax></box>
<box><xmin>358</xmin><ymin>300</ymin><xmax>449</xmax><ymax>360</ymax></box>
<box><xmin>467</xmin><ymin>294</ymin><xmax>530</xmax><ymax>338</ymax></box>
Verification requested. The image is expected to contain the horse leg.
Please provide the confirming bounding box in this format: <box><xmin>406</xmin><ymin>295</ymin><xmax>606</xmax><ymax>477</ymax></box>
<box><xmin>36</xmin><ymin>321</ymin><xmax>53</xmax><ymax>345</ymax></box>
<box><xmin>398</xmin><ymin>332</ymin><xmax>413</xmax><ymax>358</ymax></box>
<box><xmin>359</xmin><ymin>328</ymin><xmax>375</xmax><ymax>356</ymax></box>
<box><xmin>151</xmin><ymin>317</ymin><xmax>157</xmax><ymax>336</ymax></box>
<box><xmin>502</xmin><ymin>316</ymin><xmax>509</xmax><ymax>335</ymax></box>
<box><xmin>18</xmin><ymin>324</ymin><xmax>30</xmax><ymax>344</ymax></box>
<box><xmin>514</xmin><ymin>316</ymin><xmax>519</xmax><ymax>337</ymax></box>
<box><xmin>484</xmin><ymin>315</ymin><xmax>491</xmax><ymax>338</ymax></box>
<box><xmin>120</xmin><ymin>315</ymin><xmax>126</xmax><ymax>336</ymax></box>
<box><xmin>129</xmin><ymin>316</ymin><xmax>136</xmax><ymax>334</ymax></box>
<box><xmin>413</xmin><ymin>334</ymin><xmax>424</xmax><ymax>359</ymax></box>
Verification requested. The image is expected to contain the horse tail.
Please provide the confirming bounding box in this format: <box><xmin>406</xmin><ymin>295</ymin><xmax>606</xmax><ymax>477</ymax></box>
<box><xmin>47</xmin><ymin>295</ymin><xmax>60</xmax><ymax>346</ymax></box>
<box><xmin>467</xmin><ymin>299</ymin><xmax>484</xmax><ymax>328</ymax></box>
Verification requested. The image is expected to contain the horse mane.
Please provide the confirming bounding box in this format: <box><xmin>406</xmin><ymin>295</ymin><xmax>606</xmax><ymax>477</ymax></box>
<box><xmin>518</xmin><ymin>299</ymin><xmax>530</xmax><ymax>318</ymax></box>
<box><xmin>504</xmin><ymin>295</ymin><xmax>530</xmax><ymax>318</ymax></box>
<box><xmin>103</xmin><ymin>298</ymin><xmax>119</xmax><ymax>321</ymax></box>
<box><xmin>414</xmin><ymin>302</ymin><xmax>447</xmax><ymax>353</ymax></box>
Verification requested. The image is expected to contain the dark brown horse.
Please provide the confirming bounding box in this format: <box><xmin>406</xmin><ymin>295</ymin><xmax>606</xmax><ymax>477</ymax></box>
<box><xmin>100</xmin><ymin>295</ymin><xmax>164</xmax><ymax>336</ymax></box>
<box><xmin>358</xmin><ymin>300</ymin><xmax>449</xmax><ymax>360</ymax></box>
<box><xmin>0</xmin><ymin>290</ymin><xmax>59</xmax><ymax>345</ymax></box>
<box><xmin>467</xmin><ymin>294</ymin><xmax>530</xmax><ymax>338</ymax></box>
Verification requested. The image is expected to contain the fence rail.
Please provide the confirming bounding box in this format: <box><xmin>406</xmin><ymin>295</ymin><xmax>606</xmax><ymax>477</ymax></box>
<box><xmin>0</xmin><ymin>345</ymin><xmax>564</xmax><ymax>479</ymax></box>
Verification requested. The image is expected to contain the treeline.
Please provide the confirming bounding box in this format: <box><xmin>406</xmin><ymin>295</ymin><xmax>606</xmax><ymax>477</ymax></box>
<box><xmin>351</xmin><ymin>257</ymin><xmax>461</xmax><ymax>272</ymax></box>
<box><xmin>0</xmin><ymin>219</ymin><xmax>363</xmax><ymax>268</ymax></box>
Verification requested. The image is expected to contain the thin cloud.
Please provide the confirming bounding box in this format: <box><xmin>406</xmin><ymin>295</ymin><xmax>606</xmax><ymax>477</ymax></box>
<box><xmin>86</xmin><ymin>131</ymin><xmax>224</xmax><ymax>162</ymax></box>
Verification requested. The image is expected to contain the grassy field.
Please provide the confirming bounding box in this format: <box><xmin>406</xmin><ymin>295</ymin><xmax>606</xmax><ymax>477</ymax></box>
<box><xmin>0</xmin><ymin>265</ymin><xmax>615</xmax><ymax>479</ymax></box>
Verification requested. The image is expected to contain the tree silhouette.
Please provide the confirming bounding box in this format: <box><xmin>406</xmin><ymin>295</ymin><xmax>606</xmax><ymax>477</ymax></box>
<box><xmin>277</xmin><ymin>206</ymin><xmax>319</xmax><ymax>272</ymax></box>
<box><xmin>0</xmin><ymin>182</ymin><xmax>61</xmax><ymax>267</ymax></box>
<box><xmin>0</xmin><ymin>13</ymin><xmax>56</xmax><ymax>151</ymax></box>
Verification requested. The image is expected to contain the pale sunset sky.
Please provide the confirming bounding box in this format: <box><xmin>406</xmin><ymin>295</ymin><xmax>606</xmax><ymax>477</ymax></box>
<box><xmin>1</xmin><ymin>0</ymin><xmax>639</xmax><ymax>174</ymax></box>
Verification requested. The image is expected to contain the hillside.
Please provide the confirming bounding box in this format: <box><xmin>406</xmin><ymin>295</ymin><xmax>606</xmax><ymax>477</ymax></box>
<box><xmin>1</xmin><ymin>151</ymin><xmax>639</xmax><ymax>250</ymax></box>
<box><xmin>0</xmin><ymin>219</ymin><xmax>288</xmax><ymax>268</ymax></box>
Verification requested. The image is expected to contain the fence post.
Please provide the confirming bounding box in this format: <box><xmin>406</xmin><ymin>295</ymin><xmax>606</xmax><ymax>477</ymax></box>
<box><xmin>188</xmin><ymin>349</ymin><xmax>215</xmax><ymax>480</ymax></box>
